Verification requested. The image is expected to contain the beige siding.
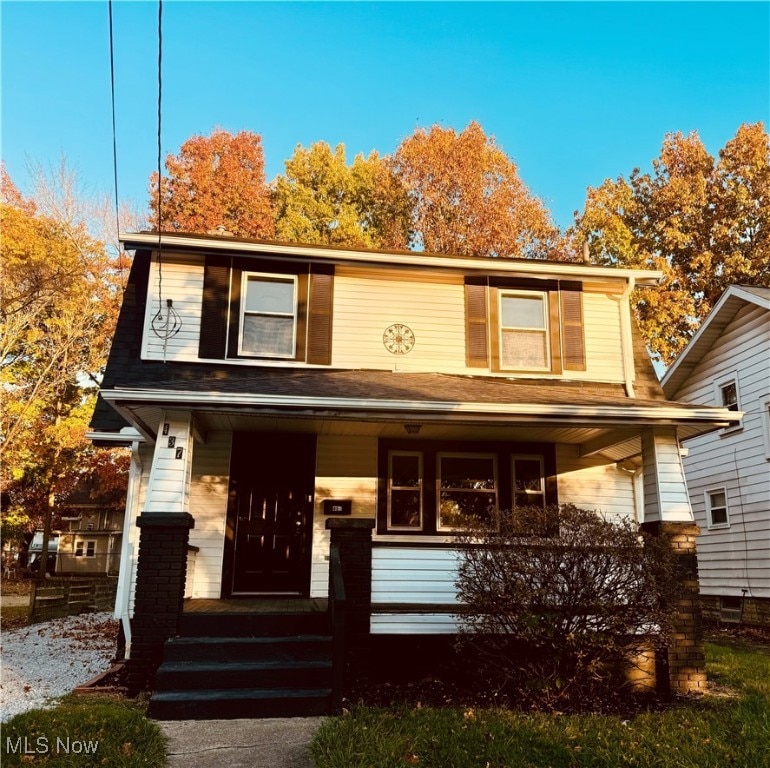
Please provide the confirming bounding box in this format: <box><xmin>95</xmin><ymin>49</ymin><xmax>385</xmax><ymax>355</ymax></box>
<box><xmin>575</xmin><ymin>290</ymin><xmax>625</xmax><ymax>383</ymax></box>
<box><xmin>555</xmin><ymin>445</ymin><xmax>637</xmax><ymax>521</ymax></box>
<box><xmin>143</xmin><ymin>255</ymin><xmax>204</xmax><ymax>361</ymax></box>
<box><xmin>331</xmin><ymin>269</ymin><xmax>468</xmax><ymax>373</ymax></box>
<box><xmin>143</xmin><ymin>412</ymin><xmax>194</xmax><ymax>514</ymax></box>
<box><xmin>674</xmin><ymin>303</ymin><xmax>770</xmax><ymax>599</ymax></box>
<box><xmin>187</xmin><ymin>432</ymin><xmax>231</xmax><ymax>599</ymax></box>
<box><xmin>642</xmin><ymin>429</ymin><xmax>693</xmax><ymax>522</ymax></box>
<box><xmin>310</xmin><ymin>435</ymin><xmax>379</xmax><ymax>598</ymax></box>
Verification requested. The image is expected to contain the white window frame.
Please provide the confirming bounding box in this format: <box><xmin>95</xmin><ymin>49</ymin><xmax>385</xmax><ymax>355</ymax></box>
<box><xmin>238</xmin><ymin>272</ymin><xmax>298</xmax><ymax>358</ymax></box>
<box><xmin>387</xmin><ymin>451</ymin><xmax>424</xmax><ymax>531</ymax></box>
<box><xmin>713</xmin><ymin>372</ymin><xmax>742</xmax><ymax>433</ymax></box>
<box><xmin>511</xmin><ymin>454</ymin><xmax>546</xmax><ymax>510</ymax></box>
<box><xmin>498</xmin><ymin>290</ymin><xmax>550</xmax><ymax>372</ymax></box>
<box><xmin>705</xmin><ymin>487</ymin><xmax>730</xmax><ymax>529</ymax></box>
<box><xmin>75</xmin><ymin>540</ymin><xmax>97</xmax><ymax>558</ymax></box>
<box><xmin>436</xmin><ymin>452</ymin><xmax>498</xmax><ymax>532</ymax></box>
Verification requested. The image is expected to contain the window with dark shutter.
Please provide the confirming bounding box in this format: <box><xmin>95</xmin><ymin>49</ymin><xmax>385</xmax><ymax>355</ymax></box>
<box><xmin>560</xmin><ymin>289</ymin><xmax>586</xmax><ymax>371</ymax></box>
<box><xmin>465</xmin><ymin>281</ymin><xmax>489</xmax><ymax>367</ymax></box>
<box><xmin>198</xmin><ymin>256</ymin><xmax>231</xmax><ymax>359</ymax></box>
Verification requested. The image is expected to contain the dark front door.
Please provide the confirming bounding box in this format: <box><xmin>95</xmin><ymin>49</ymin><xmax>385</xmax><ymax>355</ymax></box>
<box><xmin>225</xmin><ymin>433</ymin><xmax>316</xmax><ymax>596</ymax></box>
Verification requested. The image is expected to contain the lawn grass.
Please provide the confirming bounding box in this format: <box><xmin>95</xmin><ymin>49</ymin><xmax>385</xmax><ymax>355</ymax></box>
<box><xmin>1</xmin><ymin>695</ymin><xmax>166</xmax><ymax>767</ymax></box>
<box><xmin>0</xmin><ymin>604</ymin><xmax>29</xmax><ymax>629</ymax></box>
<box><xmin>310</xmin><ymin>637</ymin><xmax>770</xmax><ymax>768</ymax></box>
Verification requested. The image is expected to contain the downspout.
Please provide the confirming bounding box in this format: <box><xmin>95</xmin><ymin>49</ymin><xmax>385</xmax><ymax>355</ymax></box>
<box><xmin>115</xmin><ymin>440</ymin><xmax>143</xmax><ymax>657</ymax></box>
<box><xmin>619</xmin><ymin>277</ymin><xmax>636</xmax><ymax>398</ymax></box>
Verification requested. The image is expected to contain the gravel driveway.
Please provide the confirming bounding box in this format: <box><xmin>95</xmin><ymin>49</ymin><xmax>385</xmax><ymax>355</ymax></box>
<box><xmin>1</xmin><ymin>612</ymin><xmax>118</xmax><ymax>722</ymax></box>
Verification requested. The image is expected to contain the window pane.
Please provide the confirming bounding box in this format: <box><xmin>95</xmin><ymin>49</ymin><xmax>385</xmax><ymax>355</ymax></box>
<box><xmin>439</xmin><ymin>491</ymin><xmax>496</xmax><ymax>527</ymax></box>
<box><xmin>501</xmin><ymin>295</ymin><xmax>545</xmax><ymax>329</ymax></box>
<box><xmin>440</xmin><ymin>456</ymin><xmax>495</xmax><ymax>490</ymax></box>
<box><xmin>711</xmin><ymin>507</ymin><xmax>728</xmax><ymax>525</ymax></box>
<box><xmin>392</xmin><ymin>454</ymin><xmax>420</xmax><ymax>488</ymax></box>
<box><xmin>709</xmin><ymin>490</ymin><xmax>727</xmax><ymax>508</ymax></box>
<box><xmin>502</xmin><ymin>330</ymin><xmax>548</xmax><ymax>368</ymax></box>
<box><xmin>720</xmin><ymin>382</ymin><xmax>738</xmax><ymax>410</ymax></box>
<box><xmin>242</xmin><ymin>315</ymin><xmax>294</xmax><ymax>356</ymax></box>
<box><xmin>391</xmin><ymin>490</ymin><xmax>421</xmax><ymax>527</ymax></box>
<box><xmin>245</xmin><ymin>277</ymin><xmax>294</xmax><ymax>314</ymax></box>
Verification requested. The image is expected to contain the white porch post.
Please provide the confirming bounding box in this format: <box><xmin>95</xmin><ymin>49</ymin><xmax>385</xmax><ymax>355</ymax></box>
<box><xmin>126</xmin><ymin>410</ymin><xmax>196</xmax><ymax>693</ymax></box>
<box><xmin>641</xmin><ymin>427</ymin><xmax>693</xmax><ymax>523</ymax></box>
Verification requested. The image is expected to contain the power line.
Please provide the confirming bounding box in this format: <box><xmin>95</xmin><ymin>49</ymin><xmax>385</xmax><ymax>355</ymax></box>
<box><xmin>107</xmin><ymin>0</ymin><xmax>120</xmax><ymax>244</ymax></box>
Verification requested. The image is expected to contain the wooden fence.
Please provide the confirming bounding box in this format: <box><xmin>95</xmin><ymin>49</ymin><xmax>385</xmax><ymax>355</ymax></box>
<box><xmin>29</xmin><ymin>577</ymin><xmax>117</xmax><ymax>624</ymax></box>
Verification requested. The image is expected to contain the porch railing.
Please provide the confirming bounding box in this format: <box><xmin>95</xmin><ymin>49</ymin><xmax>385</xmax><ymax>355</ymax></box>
<box><xmin>328</xmin><ymin>542</ymin><xmax>347</xmax><ymax>713</ymax></box>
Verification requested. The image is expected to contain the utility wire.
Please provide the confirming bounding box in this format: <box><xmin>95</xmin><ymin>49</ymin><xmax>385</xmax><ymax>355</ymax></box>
<box><xmin>108</xmin><ymin>0</ymin><xmax>121</xmax><ymax>246</ymax></box>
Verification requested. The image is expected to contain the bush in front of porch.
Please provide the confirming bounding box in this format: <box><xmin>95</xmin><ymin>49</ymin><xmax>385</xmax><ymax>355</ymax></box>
<box><xmin>454</xmin><ymin>504</ymin><xmax>680</xmax><ymax>711</ymax></box>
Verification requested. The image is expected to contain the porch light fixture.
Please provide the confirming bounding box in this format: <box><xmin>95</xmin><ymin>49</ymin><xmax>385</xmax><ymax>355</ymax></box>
<box><xmin>404</xmin><ymin>423</ymin><xmax>422</xmax><ymax>435</ymax></box>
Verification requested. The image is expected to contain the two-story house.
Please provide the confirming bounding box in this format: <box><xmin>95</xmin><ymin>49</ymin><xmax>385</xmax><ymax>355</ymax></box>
<box><xmin>662</xmin><ymin>285</ymin><xmax>770</xmax><ymax>627</ymax></box>
<box><xmin>89</xmin><ymin>231</ymin><xmax>739</xmax><ymax>718</ymax></box>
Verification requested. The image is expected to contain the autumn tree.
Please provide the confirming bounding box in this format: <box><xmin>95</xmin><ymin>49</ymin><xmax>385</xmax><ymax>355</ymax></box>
<box><xmin>272</xmin><ymin>142</ymin><xmax>411</xmax><ymax>249</ymax></box>
<box><xmin>392</xmin><ymin>121</ymin><xmax>558</xmax><ymax>258</ymax></box>
<box><xmin>149</xmin><ymin>129</ymin><xmax>274</xmax><ymax>238</ymax></box>
<box><xmin>571</xmin><ymin>123</ymin><xmax>770</xmax><ymax>364</ymax></box>
<box><xmin>1</xmin><ymin>166</ymin><xmax>129</xmax><ymax>554</ymax></box>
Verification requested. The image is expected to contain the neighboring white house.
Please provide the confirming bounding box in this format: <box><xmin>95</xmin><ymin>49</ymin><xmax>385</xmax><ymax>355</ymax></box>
<box><xmin>662</xmin><ymin>285</ymin><xmax>770</xmax><ymax>626</ymax></box>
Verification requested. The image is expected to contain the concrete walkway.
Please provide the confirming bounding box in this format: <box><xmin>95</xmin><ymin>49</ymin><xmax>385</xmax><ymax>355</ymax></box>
<box><xmin>159</xmin><ymin>717</ymin><xmax>325</xmax><ymax>768</ymax></box>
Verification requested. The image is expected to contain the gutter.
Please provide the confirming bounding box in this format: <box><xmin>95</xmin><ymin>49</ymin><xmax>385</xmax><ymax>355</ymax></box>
<box><xmin>100</xmin><ymin>387</ymin><xmax>741</xmax><ymax>427</ymax></box>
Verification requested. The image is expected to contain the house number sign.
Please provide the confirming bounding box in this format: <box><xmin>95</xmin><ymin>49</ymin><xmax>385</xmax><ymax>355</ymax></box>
<box><xmin>383</xmin><ymin>323</ymin><xmax>415</xmax><ymax>355</ymax></box>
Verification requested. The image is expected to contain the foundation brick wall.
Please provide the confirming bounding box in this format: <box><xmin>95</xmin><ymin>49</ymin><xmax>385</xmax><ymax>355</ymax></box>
<box><xmin>127</xmin><ymin>512</ymin><xmax>194</xmax><ymax>694</ymax></box>
<box><xmin>701</xmin><ymin>594</ymin><xmax>770</xmax><ymax>627</ymax></box>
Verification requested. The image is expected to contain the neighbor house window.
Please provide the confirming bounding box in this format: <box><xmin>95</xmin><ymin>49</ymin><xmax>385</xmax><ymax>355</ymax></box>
<box><xmin>75</xmin><ymin>540</ymin><xmax>96</xmax><ymax>558</ymax></box>
<box><xmin>239</xmin><ymin>273</ymin><xmax>297</xmax><ymax>357</ymax></box>
<box><xmin>706</xmin><ymin>488</ymin><xmax>729</xmax><ymax>528</ymax></box>
<box><xmin>437</xmin><ymin>454</ymin><xmax>498</xmax><ymax>529</ymax></box>
<box><xmin>499</xmin><ymin>291</ymin><xmax>549</xmax><ymax>370</ymax></box>
<box><xmin>388</xmin><ymin>452</ymin><xmax>423</xmax><ymax>530</ymax></box>
<box><xmin>720</xmin><ymin>382</ymin><xmax>739</xmax><ymax>411</ymax></box>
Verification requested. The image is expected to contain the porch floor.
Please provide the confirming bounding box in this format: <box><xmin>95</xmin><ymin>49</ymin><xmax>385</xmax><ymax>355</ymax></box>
<box><xmin>183</xmin><ymin>598</ymin><xmax>328</xmax><ymax>614</ymax></box>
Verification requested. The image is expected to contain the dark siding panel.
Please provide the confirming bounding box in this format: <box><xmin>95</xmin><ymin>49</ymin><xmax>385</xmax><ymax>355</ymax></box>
<box><xmin>560</xmin><ymin>289</ymin><xmax>586</xmax><ymax>371</ymax></box>
<box><xmin>306</xmin><ymin>272</ymin><xmax>334</xmax><ymax>365</ymax></box>
<box><xmin>198</xmin><ymin>256</ymin><xmax>231</xmax><ymax>359</ymax></box>
<box><xmin>465</xmin><ymin>281</ymin><xmax>489</xmax><ymax>368</ymax></box>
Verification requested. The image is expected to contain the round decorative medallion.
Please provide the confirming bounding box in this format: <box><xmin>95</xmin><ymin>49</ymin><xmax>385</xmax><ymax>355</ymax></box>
<box><xmin>383</xmin><ymin>323</ymin><xmax>415</xmax><ymax>355</ymax></box>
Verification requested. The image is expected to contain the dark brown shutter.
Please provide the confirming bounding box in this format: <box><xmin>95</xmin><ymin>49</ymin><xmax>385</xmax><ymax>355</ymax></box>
<box><xmin>198</xmin><ymin>256</ymin><xmax>231</xmax><ymax>359</ymax></box>
<box><xmin>306</xmin><ymin>271</ymin><xmax>334</xmax><ymax>365</ymax></box>
<box><xmin>560</xmin><ymin>289</ymin><xmax>586</xmax><ymax>371</ymax></box>
<box><xmin>465</xmin><ymin>280</ymin><xmax>489</xmax><ymax>368</ymax></box>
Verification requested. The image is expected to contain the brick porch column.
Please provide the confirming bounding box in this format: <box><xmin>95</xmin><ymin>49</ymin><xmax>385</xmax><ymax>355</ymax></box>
<box><xmin>126</xmin><ymin>512</ymin><xmax>194</xmax><ymax>694</ymax></box>
<box><xmin>642</xmin><ymin>520</ymin><xmax>706</xmax><ymax>695</ymax></box>
<box><xmin>326</xmin><ymin>518</ymin><xmax>375</xmax><ymax>685</ymax></box>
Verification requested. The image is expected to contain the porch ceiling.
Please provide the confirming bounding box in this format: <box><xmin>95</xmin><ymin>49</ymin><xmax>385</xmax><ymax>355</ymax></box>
<box><xmin>121</xmin><ymin>404</ymin><xmax>649</xmax><ymax>460</ymax></box>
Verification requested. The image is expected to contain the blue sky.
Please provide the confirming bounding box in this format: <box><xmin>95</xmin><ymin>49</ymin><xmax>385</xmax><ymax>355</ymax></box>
<box><xmin>2</xmin><ymin>1</ymin><xmax>768</xmax><ymax>231</ymax></box>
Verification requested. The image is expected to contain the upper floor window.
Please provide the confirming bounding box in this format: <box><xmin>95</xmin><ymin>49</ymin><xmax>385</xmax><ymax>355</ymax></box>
<box><xmin>499</xmin><ymin>292</ymin><xmax>549</xmax><ymax>370</ymax></box>
<box><xmin>465</xmin><ymin>278</ymin><xmax>586</xmax><ymax>374</ymax></box>
<box><xmin>239</xmin><ymin>274</ymin><xmax>297</xmax><ymax>358</ymax></box>
<box><xmin>720</xmin><ymin>381</ymin><xmax>739</xmax><ymax>411</ymax></box>
<box><xmin>198</xmin><ymin>255</ymin><xmax>334</xmax><ymax>364</ymax></box>
<box><xmin>705</xmin><ymin>488</ymin><xmax>729</xmax><ymax>528</ymax></box>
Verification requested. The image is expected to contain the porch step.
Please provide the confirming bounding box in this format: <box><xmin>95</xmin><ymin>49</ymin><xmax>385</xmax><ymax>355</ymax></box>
<box><xmin>148</xmin><ymin>687</ymin><xmax>332</xmax><ymax>720</ymax></box>
<box><xmin>150</xmin><ymin>634</ymin><xmax>334</xmax><ymax>720</ymax></box>
<box><xmin>155</xmin><ymin>659</ymin><xmax>332</xmax><ymax>690</ymax></box>
<box><xmin>178</xmin><ymin>611</ymin><xmax>329</xmax><ymax>638</ymax></box>
<box><xmin>162</xmin><ymin>635</ymin><xmax>332</xmax><ymax>663</ymax></box>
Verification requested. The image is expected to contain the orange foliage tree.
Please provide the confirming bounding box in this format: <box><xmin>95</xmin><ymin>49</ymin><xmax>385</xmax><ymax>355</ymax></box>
<box><xmin>571</xmin><ymin>123</ymin><xmax>770</xmax><ymax>364</ymax></box>
<box><xmin>392</xmin><ymin>122</ymin><xmax>558</xmax><ymax>258</ymax></box>
<box><xmin>149</xmin><ymin>129</ymin><xmax>274</xmax><ymax>238</ymax></box>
